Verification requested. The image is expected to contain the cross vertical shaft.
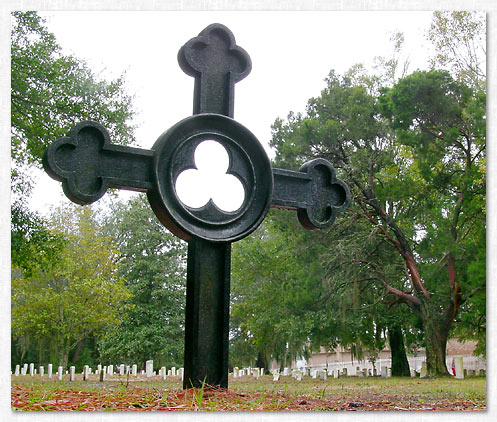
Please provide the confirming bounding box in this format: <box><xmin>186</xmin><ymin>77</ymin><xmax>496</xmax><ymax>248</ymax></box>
<box><xmin>180</xmin><ymin>23</ymin><xmax>251</xmax><ymax>389</ymax></box>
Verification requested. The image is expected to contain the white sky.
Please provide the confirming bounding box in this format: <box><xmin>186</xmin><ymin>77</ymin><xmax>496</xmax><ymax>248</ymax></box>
<box><xmin>29</xmin><ymin>11</ymin><xmax>435</xmax><ymax>214</ymax></box>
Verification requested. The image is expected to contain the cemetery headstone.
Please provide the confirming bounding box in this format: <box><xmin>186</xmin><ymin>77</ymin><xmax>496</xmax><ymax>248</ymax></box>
<box><xmin>47</xmin><ymin>364</ymin><xmax>52</xmax><ymax>378</ymax></box>
<box><xmin>283</xmin><ymin>367</ymin><xmax>291</xmax><ymax>376</ymax></box>
<box><xmin>119</xmin><ymin>364</ymin><xmax>125</xmax><ymax>376</ymax></box>
<box><xmin>43</xmin><ymin>23</ymin><xmax>349</xmax><ymax>390</ymax></box>
<box><xmin>107</xmin><ymin>365</ymin><xmax>113</xmax><ymax>376</ymax></box>
<box><xmin>333</xmin><ymin>369</ymin><xmax>339</xmax><ymax>379</ymax></box>
<box><xmin>381</xmin><ymin>366</ymin><xmax>388</xmax><ymax>378</ymax></box>
<box><xmin>22</xmin><ymin>363</ymin><xmax>28</xmax><ymax>376</ymax></box>
<box><xmin>70</xmin><ymin>366</ymin><xmax>75</xmax><ymax>382</ymax></box>
<box><xmin>161</xmin><ymin>367</ymin><xmax>167</xmax><ymax>380</ymax></box>
<box><xmin>57</xmin><ymin>366</ymin><xmax>63</xmax><ymax>381</ymax></box>
<box><xmin>83</xmin><ymin>365</ymin><xmax>89</xmax><ymax>381</ymax></box>
<box><xmin>410</xmin><ymin>369</ymin><xmax>416</xmax><ymax>378</ymax></box>
<box><xmin>454</xmin><ymin>356</ymin><xmax>464</xmax><ymax>379</ymax></box>
<box><xmin>319</xmin><ymin>369</ymin><xmax>327</xmax><ymax>381</ymax></box>
<box><xmin>146</xmin><ymin>360</ymin><xmax>154</xmax><ymax>378</ymax></box>
<box><xmin>179</xmin><ymin>367</ymin><xmax>185</xmax><ymax>381</ymax></box>
<box><xmin>39</xmin><ymin>366</ymin><xmax>44</xmax><ymax>377</ymax></box>
<box><xmin>273</xmin><ymin>372</ymin><xmax>280</xmax><ymax>381</ymax></box>
<box><xmin>29</xmin><ymin>363</ymin><xmax>34</xmax><ymax>376</ymax></box>
<box><xmin>14</xmin><ymin>365</ymin><xmax>20</xmax><ymax>376</ymax></box>
<box><xmin>132</xmin><ymin>364</ymin><xmax>137</xmax><ymax>376</ymax></box>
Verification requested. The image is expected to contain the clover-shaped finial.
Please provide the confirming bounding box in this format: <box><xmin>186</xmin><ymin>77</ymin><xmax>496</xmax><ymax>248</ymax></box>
<box><xmin>42</xmin><ymin>121</ymin><xmax>113</xmax><ymax>205</ymax></box>
<box><xmin>297</xmin><ymin>159</ymin><xmax>350</xmax><ymax>230</ymax></box>
<box><xmin>178</xmin><ymin>23</ymin><xmax>252</xmax><ymax>117</ymax></box>
<box><xmin>175</xmin><ymin>140</ymin><xmax>245</xmax><ymax>212</ymax></box>
<box><xmin>43</xmin><ymin>121</ymin><xmax>154</xmax><ymax>205</ymax></box>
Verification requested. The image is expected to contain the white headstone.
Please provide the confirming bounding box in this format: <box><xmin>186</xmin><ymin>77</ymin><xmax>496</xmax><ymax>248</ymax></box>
<box><xmin>70</xmin><ymin>366</ymin><xmax>75</xmax><ymax>382</ymax></box>
<box><xmin>273</xmin><ymin>372</ymin><xmax>280</xmax><ymax>381</ymax></box>
<box><xmin>295</xmin><ymin>371</ymin><xmax>302</xmax><ymax>381</ymax></box>
<box><xmin>102</xmin><ymin>366</ymin><xmax>107</xmax><ymax>381</ymax></box>
<box><xmin>260</xmin><ymin>368</ymin><xmax>264</xmax><ymax>377</ymax></box>
<box><xmin>29</xmin><ymin>363</ymin><xmax>34</xmax><ymax>376</ymax></box>
<box><xmin>119</xmin><ymin>364</ymin><xmax>125</xmax><ymax>376</ymax></box>
<box><xmin>333</xmin><ymin>369</ymin><xmax>339</xmax><ymax>379</ymax></box>
<box><xmin>161</xmin><ymin>366</ymin><xmax>167</xmax><ymax>380</ymax></box>
<box><xmin>233</xmin><ymin>367</ymin><xmax>239</xmax><ymax>378</ymax></box>
<box><xmin>39</xmin><ymin>366</ymin><xmax>44</xmax><ymax>377</ymax></box>
<box><xmin>108</xmin><ymin>365</ymin><xmax>114</xmax><ymax>376</ymax></box>
<box><xmin>22</xmin><ymin>363</ymin><xmax>28</xmax><ymax>376</ymax></box>
<box><xmin>179</xmin><ymin>367</ymin><xmax>184</xmax><ymax>381</ymax></box>
<box><xmin>132</xmin><ymin>364</ymin><xmax>137</xmax><ymax>376</ymax></box>
<box><xmin>381</xmin><ymin>366</ymin><xmax>388</xmax><ymax>378</ymax></box>
<box><xmin>57</xmin><ymin>366</ymin><xmax>63</xmax><ymax>381</ymax></box>
<box><xmin>311</xmin><ymin>370</ymin><xmax>317</xmax><ymax>379</ymax></box>
<box><xmin>47</xmin><ymin>364</ymin><xmax>52</xmax><ymax>378</ymax></box>
<box><xmin>14</xmin><ymin>365</ymin><xmax>20</xmax><ymax>376</ymax></box>
<box><xmin>83</xmin><ymin>365</ymin><xmax>89</xmax><ymax>381</ymax></box>
<box><xmin>410</xmin><ymin>369</ymin><xmax>416</xmax><ymax>378</ymax></box>
<box><xmin>146</xmin><ymin>360</ymin><xmax>153</xmax><ymax>377</ymax></box>
<box><xmin>97</xmin><ymin>364</ymin><xmax>102</xmax><ymax>373</ymax></box>
<box><xmin>171</xmin><ymin>366</ymin><xmax>176</xmax><ymax>376</ymax></box>
<box><xmin>387</xmin><ymin>368</ymin><xmax>392</xmax><ymax>378</ymax></box>
<box><xmin>283</xmin><ymin>367</ymin><xmax>290</xmax><ymax>376</ymax></box>
<box><xmin>319</xmin><ymin>369</ymin><xmax>327</xmax><ymax>381</ymax></box>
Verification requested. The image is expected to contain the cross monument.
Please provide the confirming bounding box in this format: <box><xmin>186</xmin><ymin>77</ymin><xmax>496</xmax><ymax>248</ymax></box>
<box><xmin>43</xmin><ymin>24</ymin><xmax>350</xmax><ymax>389</ymax></box>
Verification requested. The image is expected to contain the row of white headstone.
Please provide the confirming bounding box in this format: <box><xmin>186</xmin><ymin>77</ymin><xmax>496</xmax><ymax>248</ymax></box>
<box><xmin>263</xmin><ymin>359</ymin><xmax>484</xmax><ymax>381</ymax></box>
<box><xmin>13</xmin><ymin>360</ymin><xmax>185</xmax><ymax>381</ymax></box>
<box><xmin>232</xmin><ymin>367</ymin><xmax>264</xmax><ymax>379</ymax></box>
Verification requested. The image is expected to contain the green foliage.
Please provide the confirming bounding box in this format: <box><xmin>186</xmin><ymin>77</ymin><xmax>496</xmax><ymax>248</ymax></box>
<box><xmin>11</xmin><ymin>11</ymin><xmax>136</xmax><ymax>283</ymax></box>
<box><xmin>263</xmin><ymin>52</ymin><xmax>485</xmax><ymax>372</ymax></box>
<box><xmin>11</xmin><ymin>11</ymin><xmax>136</xmax><ymax>195</ymax></box>
<box><xmin>427</xmin><ymin>11</ymin><xmax>485</xmax><ymax>88</ymax></box>
<box><xmin>98</xmin><ymin>196</ymin><xmax>187</xmax><ymax>368</ymax></box>
<box><xmin>11</xmin><ymin>201</ymin><xmax>65</xmax><ymax>277</ymax></box>
<box><xmin>12</xmin><ymin>205</ymin><xmax>132</xmax><ymax>367</ymax></box>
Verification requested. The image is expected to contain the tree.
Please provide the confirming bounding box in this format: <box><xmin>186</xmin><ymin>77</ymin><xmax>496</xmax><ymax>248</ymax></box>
<box><xmin>427</xmin><ymin>11</ymin><xmax>485</xmax><ymax>88</ymax></box>
<box><xmin>11</xmin><ymin>11</ymin><xmax>136</xmax><ymax>273</ymax></box>
<box><xmin>12</xmin><ymin>205</ymin><xmax>132</xmax><ymax>368</ymax></box>
<box><xmin>98</xmin><ymin>196</ymin><xmax>187</xmax><ymax>369</ymax></box>
<box><xmin>269</xmin><ymin>65</ymin><xmax>485</xmax><ymax>376</ymax></box>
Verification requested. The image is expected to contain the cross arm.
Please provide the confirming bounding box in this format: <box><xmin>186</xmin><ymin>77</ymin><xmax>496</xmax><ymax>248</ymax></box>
<box><xmin>271</xmin><ymin>158</ymin><xmax>350</xmax><ymax>230</ymax></box>
<box><xmin>43</xmin><ymin>121</ymin><xmax>154</xmax><ymax>205</ymax></box>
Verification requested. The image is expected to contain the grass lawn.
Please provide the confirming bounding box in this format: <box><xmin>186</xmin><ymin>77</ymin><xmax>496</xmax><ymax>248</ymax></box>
<box><xmin>11</xmin><ymin>373</ymin><xmax>486</xmax><ymax>411</ymax></box>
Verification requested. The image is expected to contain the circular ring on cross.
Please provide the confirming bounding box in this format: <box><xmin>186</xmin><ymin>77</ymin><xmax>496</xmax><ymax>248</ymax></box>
<box><xmin>148</xmin><ymin>113</ymin><xmax>273</xmax><ymax>242</ymax></box>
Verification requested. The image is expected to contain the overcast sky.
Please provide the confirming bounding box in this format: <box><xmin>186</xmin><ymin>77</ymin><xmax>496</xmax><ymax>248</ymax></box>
<box><xmin>29</xmin><ymin>11</ymin><xmax>436</xmax><ymax>213</ymax></box>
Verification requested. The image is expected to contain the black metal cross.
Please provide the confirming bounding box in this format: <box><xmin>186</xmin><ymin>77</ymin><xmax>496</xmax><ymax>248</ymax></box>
<box><xmin>43</xmin><ymin>24</ymin><xmax>350</xmax><ymax>389</ymax></box>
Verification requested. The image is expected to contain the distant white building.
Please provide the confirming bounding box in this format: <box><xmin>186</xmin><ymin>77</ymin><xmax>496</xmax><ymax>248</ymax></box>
<box><xmin>270</xmin><ymin>339</ymin><xmax>485</xmax><ymax>373</ymax></box>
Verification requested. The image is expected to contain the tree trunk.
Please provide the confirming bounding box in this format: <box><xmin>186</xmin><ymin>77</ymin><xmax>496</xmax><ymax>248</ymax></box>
<box><xmin>255</xmin><ymin>351</ymin><xmax>268</xmax><ymax>374</ymax></box>
<box><xmin>421</xmin><ymin>301</ymin><xmax>450</xmax><ymax>376</ymax></box>
<box><xmin>58</xmin><ymin>344</ymin><xmax>69</xmax><ymax>369</ymax></box>
<box><xmin>388</xmin><ymin>324</ymin><xmax>410</xmax><ymax>376</ymax></box>
<box><xmin>71</xmin><ymin>338</ymin><xmax>87</xmax><ymax>364</ymax></box>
